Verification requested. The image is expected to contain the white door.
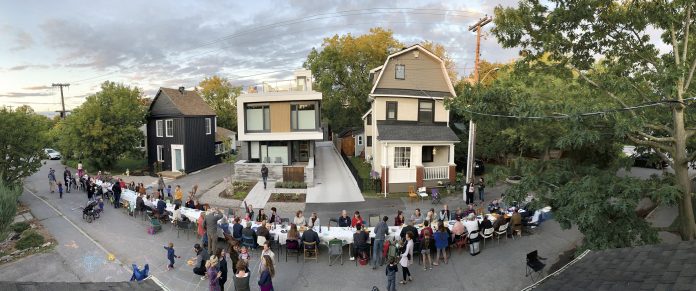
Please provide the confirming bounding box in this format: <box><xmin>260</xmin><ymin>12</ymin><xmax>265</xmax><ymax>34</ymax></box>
<box><xmin>171</xmin><ymin>144</ymin><xmax>185</xmax><ymax>172</ymax></box>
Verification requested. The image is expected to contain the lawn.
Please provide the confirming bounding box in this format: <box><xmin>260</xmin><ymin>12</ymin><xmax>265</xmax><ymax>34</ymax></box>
<box><xmin>64</xmin><ymin>157</ymin><xmax>148</xmax><ymax>175</ymax></box>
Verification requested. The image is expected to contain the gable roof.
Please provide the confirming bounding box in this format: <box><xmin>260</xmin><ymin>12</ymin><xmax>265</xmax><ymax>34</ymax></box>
<box><xmin>527</xmin><ymin>241</ymin><xmax>696</xmax><ymax>291</ymax></box>
<box><xmin>150</xmin><ymin>87</ymin><xmax>215</xmax><ymax>116</ymax></box>
<box><xmin>0</xmin><ymin>280</ymin><xmax>163</xmax><ymax>291</ymax></box>
<box><xmin>369</xmin><ymin>44</ymin><xmax>457</xmax><ymax>98</ymax></box>
<box><xmin>215</xmin><ymin>126</ymin><xmax>235</xmax><ymax>143</ymax></box>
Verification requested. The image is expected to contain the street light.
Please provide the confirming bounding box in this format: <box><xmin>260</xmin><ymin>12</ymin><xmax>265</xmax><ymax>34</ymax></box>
<box><xmin>479</xmin><ymin>67</ymin><xmax>500</xmax><ymax>84</ymax></box>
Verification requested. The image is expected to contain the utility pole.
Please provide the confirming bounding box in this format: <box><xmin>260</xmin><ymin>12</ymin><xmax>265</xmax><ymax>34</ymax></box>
<box><xmin>464</xmin><ymin>15</ymin><xmax>493</xmax><ymax>194</ymax></box>
<box><xmin>52</xmin><ymin>83</ymin><xmax>70</xmax><ymax>118</ymax></box>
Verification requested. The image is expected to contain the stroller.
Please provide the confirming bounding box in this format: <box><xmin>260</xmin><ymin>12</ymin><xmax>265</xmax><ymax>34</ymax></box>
<box><xmin>82</xmin><ymin>200</ymin><xmax>101</xmax><ymax>223</ymax></box>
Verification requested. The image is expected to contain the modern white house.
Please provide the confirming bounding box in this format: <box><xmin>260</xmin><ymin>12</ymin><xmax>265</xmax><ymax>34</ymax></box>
<box><xmin>234</xmin><ymin>69</ymin><xmax>322</xmax><ymax>184</ymax></box>
<box><xmin>363</xmin><ymin>44</ymin><xmax>459</xmax><ymax>193</ymax></box>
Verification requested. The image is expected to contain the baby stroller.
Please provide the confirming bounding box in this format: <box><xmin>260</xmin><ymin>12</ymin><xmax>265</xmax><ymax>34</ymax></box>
<box><xmin>82</xmin><ymin>200</ymin><xmax>101</xmax><ymax>223</ymax></box>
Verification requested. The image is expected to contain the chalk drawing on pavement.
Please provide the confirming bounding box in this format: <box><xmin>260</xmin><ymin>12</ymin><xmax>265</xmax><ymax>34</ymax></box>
<box><xmin>65</xmin><ymin>240</ymin><xmax>79</xmax><ymax>249</ymax></box>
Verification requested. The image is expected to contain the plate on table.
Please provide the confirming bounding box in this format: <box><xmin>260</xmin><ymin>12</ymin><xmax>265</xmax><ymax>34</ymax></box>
<box><xmin>448</xmin><ymin>221</ymin><xmax>455</xmax><ymax>226</ymax></box>
<box><xmin>280</xmin><ymin>230</ymin><xmax>287</xmax><ymax>233</ymax></box>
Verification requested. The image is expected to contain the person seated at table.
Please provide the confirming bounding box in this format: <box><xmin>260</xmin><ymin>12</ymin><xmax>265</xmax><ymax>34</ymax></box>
<box><xmin>411</xmin><ymin>208</ymin><xmax>423</xmax><ymax>225</ymax></box>
<box><xmin>287</xmin><ymin>224</ymin><xmax>300</xmax><ymax>241</ymax></box>
<box><xmin>232</xmin><ymin>217</ymin><xmax>243</xmax><ymax>239</ymax></box>
<box><xmin>172</xmin><ymin>204</ymin><xmax>183</xmax><ymax>223</ymax></box>
<box><xmin>256</xmin><ymin>209</ymin><xmax>268</xmax><ymax>223</ymax></box>
<box><xmin>511</xmin><ymin>209</ymin><xmax>523</xmax><ymax>234</ymax></box>
<box><xmin>241</xmin><ymin>222</ymin><xmax>257</xmax><ymax>247</ymax></box>
<box><xmin>245</xmin><ymin>204</ymin><xmax>255</xmax><ymax>221</ymax></box>
<box><xmin>136</xmin><ymin>194</ymin><xmax>145</xmax><ymax>213</ymax></box>
<box><xmin>307</xmin><ymin>212</ymin><xmax>320</xmax><ymax>228</ymax></box>
<box><xmin>256</xmin><ymin>221</ymin><xmax>271</xmax><ymax>241</ymax></box>
<box><xmin>420</xmin><ymin>220</ymin><xmax>433</xmax><ymax>240</ymax></box>
<box><xmin>128</xmin><ymin>181</ymin><xmax>136</xmax><ymax>191</ymax></box>
<box><xmin>452</xmin><ymin>219</ymin><xmax>465</xmax><ymax>238</ymax></box>
<box><xmin>439</xmin><ymin>204</ymin><xmax>451</xmax><ymax>221</ymax></box>
<box><xmin>269</xmin><ymin>207</ymin><xmax>281</xmax><ymax>224</ymax></box>
<box><xmin>185</xmin><ymin>197</ymin><xmax>196</xmax><ymax>209</ymax></box>
<box><xmin>480</xmin><ymin>215</ymin><xmax>494</xmax><ymax>233</ymax></box>
<box><xmin>156</xmin><ymin>199</ymin><xmax>167</xmax><ymax>217</ymax></box>
<box><xmin>218</xmin><ymin>217</ymin><xmax>232</xmax><ymax>235</ymax></box>
<box><xmin>138</xmin><ymin>183</ymin><xmax>147</xmax><ymax>196</ymax></box>
<box><xmin>488</xmin><ymin>199</ymin><xmax>501</xmax><ymax>214</ymax></box>
<box><xmin>394</xmin><ymin>210</ymin><xmax>405</xmax><ymax>226</ymax></box>
<box><xmin>351</xmin><ymin>211</ymin><xmax>363</xmax><ymax>227</ymax></box>
<box><xmin>463</xmin><ymin>213</ymin><xmax>479</xmax><ymax>234</ymax></box>
<box><xmin>400</xmin><ymin>220</ymin><xmax>418</xmax><ymax>241</ymax></box>
<box><xmin>425</xmin><ymin>209</ymin><xmax>435</xmax><ymax>226</ymax></box>
<box><xmin>195</xmin><ymin>200</ymin><xmax>205</xmax><ymax>211</ymax></box>
<box><xmin>294</xmin><ymin>210</ymin><xmax>306</xmax><ymax>226</ymax></box>
<box><xmin>462</xmin><ymin>204</ymin><xmax>476</xmax><ymax>217</ymax></box>
<box><xmin>454</xmin><ymin>207</ymin><xmax>464</xmax><ymax>221</ymax></box>
<box><xmin>301</xmin><ymin>223</ymin><xmax>320</xmax><ymax>248</ymax></box>
<box><xmin>338</xmin><ymin>210</ymin><xmax>351</xmax><ymax>227</ymax></box>
<box><xmin>352</xmin><ymin>224</ymin><xmax>370</xmax><ymax>255</ymax></box>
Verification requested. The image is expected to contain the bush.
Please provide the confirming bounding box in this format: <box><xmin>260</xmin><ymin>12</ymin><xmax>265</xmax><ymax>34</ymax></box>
<box><xmin>15</xmin><ymin>230</ymin><xmax>44</xmax><ymax>250</ymax></box>
<box><xmin>10</xmin><ymin>222</ymin><xmax>30</xmax><ymax>233</ymax></box>
<box><xmin>274</xmin><ymin>181</ymin><xmax>307</xmax><ymax>189</ymax></box>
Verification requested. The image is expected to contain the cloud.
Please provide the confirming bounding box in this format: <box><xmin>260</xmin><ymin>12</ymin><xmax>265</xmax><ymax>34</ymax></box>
<box><xmin>10</xmin><ymin>64</ymin><xmax>50</xmax><ymax>71</ymax></box>
<box><xmin>23</xmin><ymin>85</ymin><xmax>53</xmax><ymax>90</ymax></box>
<box><xmin>1</xmin><ymin>25</ymin><xmax>35</xmax><ymax>51</ymax></box>
<box><xmin>0</xmin><ymin>91</ymin><xmax>53</xmax><ymax>98</ymax></box>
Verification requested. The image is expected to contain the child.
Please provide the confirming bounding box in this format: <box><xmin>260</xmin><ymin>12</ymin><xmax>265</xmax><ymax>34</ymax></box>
<box><xmin>166</xmin><ymin>185</ymin><xmax>172</xmax><ymax>199</ymax></box>
<box><xmin>239</xmin><ymin>246</ymin><xmax>250</xmax><ymax>262</ymax></box>
<box><xmin>98</xmin><ymin>198</ymin><xmax>104</xmax><ymax>212</ymax></box>
<box><xmin>57</xmin><ymin>182</ymin><xmax>63</xmax><ymax>199</ymax></box>
<box><xmin>421</xmin><ymin>232</ymin><xmax>432</xmax><ymax>270</ymax></box>
<box><xmin>163</xmin><ymin>242</ymin><xmax>181</xmax><ymax>270</ymax></box>
<box><xmin>385</xmin><ymin>257</ymin><xmax>398</xmax><ymax>291</ymax></box>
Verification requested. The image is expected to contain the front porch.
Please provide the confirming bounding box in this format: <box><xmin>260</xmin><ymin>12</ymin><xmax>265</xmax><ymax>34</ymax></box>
<box><xmin>379</xmin><ymin>144</ymin><xmax>456</xmax><ymax>193</ymax></box>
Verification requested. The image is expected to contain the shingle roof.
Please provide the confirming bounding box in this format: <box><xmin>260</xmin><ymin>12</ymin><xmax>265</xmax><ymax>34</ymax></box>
<box><xmin>0</xmin><ymin>280</ymin><xmax>162</xmax><ymax>291</ymax></box>
<box><xmin>530</xmin><ymin>241</ymin><xmax>696</xmax><ymax>291</ymax></box>
<box><xmin>372</xmin><ymin>88</ymin><xmax>453</xmax><ymax>98</ymax></box>
<box><xmin>215</xmin><ymin>126</ymin><xmax>235</xmax><ymax>143</ymax></box>
<box><xmin>377</xmin><ymin>123</ymin><xmax>459</xmax><ymax>142</ymax></box>
<box><xmin>158</xmin><ymin>88</ymin><xmax>215</xmax><ymax>116</ymax></box>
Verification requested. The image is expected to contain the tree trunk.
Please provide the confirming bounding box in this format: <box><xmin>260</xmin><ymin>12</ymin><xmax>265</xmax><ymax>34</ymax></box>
<box><xmin>672</xmin><ymin>105</ymin><xmax>696</xmax><ymax>240</ymax></box>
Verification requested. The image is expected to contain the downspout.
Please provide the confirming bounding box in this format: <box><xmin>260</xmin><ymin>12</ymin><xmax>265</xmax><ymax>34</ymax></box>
<box><xmin>383</xmin><ymin>142</ymin><xmax>388</xmax><ymax>198</ymax></box>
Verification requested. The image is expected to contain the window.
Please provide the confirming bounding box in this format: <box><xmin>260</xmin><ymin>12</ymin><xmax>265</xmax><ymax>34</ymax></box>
<box><xmin>357</xmin><ymin>135</ymin><xmax>363</xmax><ymax>145</ymax></box>
<box><xmin>395</xmin><ymin>64</ymin><xmax>405</xmax><ymax>80</ymax></box>
<box><xmin>422</xmin><ymin>146</ymin><xmax>434</xmax><ymax>162</ymax></box>
<box><xmin>366</xmin><ymin>113</ymin><xmax>372</xmax><ymax>125</ymax></box>
<box><xmin>366</xmin><ymin>136</ymin><xmax>372</xmax><ymax>147</ymax></box>
<box><xmin>156</xmin><ymin>120</ymin><xmax>163</xmax><ymax>137</ymax></box>
<box><xmin>215</xmin><ymin>143</ymin><xmax>226</xmax><ymax>155</ymax></box>
<box><xmin>245</xmin><ymin>104</ymin><xmax>270</xmax><ymax>132</ymax></box>
<box><xmin>418</xmin><ymin>100</ymin><xmax>434</xmax><ymax>123</ymax></box>
<box><xmin>394</xmin><ymin>147</ymin><xmax>411</xmax><ymax>168</ymax></box>
<box><xmin>165</xmin><ymin>119</ymin><xmax>173</xmax><ymax>137</ymax></box>
<box><xmin>291</xmin><ymin>103</ymin><xmax>316</xmax><ymax>130</ymax></box>
<box><xmin>139</xmin><ymin>139</ymin><xmax>145</xmax><ymax>148</ymax></box>
<box><xmin>386</xmin><ymin>101</ymin><xmax>398</xmax><ymax>120</ymax></box>
<box><xmin>156</xmin><ymin>145</ymin><xmax>164</xmax><ymax>162</ymax></box>
<box><xmin>205</xmin><ymin>118</ymin><xmax>212</xmax><ymax>135</ymax></box>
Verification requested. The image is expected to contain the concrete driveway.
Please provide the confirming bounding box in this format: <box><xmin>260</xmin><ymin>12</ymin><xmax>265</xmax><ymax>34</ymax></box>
<box><xmin>306</xmin><ymin>142</ymin><xmax>364</xmax><ymax>203</ymax></box>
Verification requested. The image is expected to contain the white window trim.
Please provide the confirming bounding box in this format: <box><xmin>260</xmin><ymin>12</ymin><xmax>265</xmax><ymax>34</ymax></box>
<box><xmin>357</xmin><ymin>135</ymin><xmax>363</xmax><ymax>145</ymax></box>
<box><xmin>165</xmin><ymin>119</ymin><xmax>173</xmax><ymax>137</ymax></box>
<box><xmin>205</xmin><ymin>118</ymin><xmax>212</xmax><ymax>135</ymax></box>
<box><xmin>394</xmin><ymin>146</ymin><xmax>411</xmax><ymax>168</ymax></box>
<box><xmin>156</xmin><ymin>120</ymin><xmax>163</xmax><ymax>137</ymax></box>
<box><xmin>156</xmin><ymin>145</ymin><xmax>164</xmax><ymax>162</ymax></box>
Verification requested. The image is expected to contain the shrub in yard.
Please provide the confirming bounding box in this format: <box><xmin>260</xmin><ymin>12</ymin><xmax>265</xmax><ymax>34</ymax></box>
<box><xmin>15</xmin><ymin>230</ymin><xmax>44</xmax><ymax>250</ymax></box>
<box><xmin>10</xmin><ymin>221</ymin><xmax>30</xmax><ymax>233</ymax></box>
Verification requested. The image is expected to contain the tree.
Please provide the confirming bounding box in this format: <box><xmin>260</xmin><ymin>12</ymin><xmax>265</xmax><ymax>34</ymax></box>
<box><xmin>197</xmin><ymin>76</ymin><xmax>241</xmax><ymax>131</ymax></box>
<box><xmin>0</xmin><ymin>107</ymin><xmax>50</xmax><ymax>185</ymax></box>
<box><xmin>492</xmin><ymin>0</ymin><xmax>696</xmax><ymax>240</ymax></box>
<box><xmin>54</xmin><ymin>81</ymin><xmax>146</xmax><ymax>169</ymax></box>
<box><xmin>0</xmin><ymin>179</ymin><xmax>22</xmax><ymax>241</ymax></box>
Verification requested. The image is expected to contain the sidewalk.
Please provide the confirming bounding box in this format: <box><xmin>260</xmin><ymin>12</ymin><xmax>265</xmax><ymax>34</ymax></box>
<box><xmin>646</xmin><ymin>205</ymin><xmax>682</xmax><ymax>243</ymax></box>
<box><xmin>306</xmin><ymin>142</ymin><xmax>364</xmax><ymax>203</ymax></box>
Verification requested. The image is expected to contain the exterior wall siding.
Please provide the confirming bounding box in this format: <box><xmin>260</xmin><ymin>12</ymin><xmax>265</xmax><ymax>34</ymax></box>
<box><xmin>269</xmin><ymin>102</ymin><xmax>291</xmax><ymax>132</ymax></box>
<box><xmin>373</xmin><ymin>97</ymin><xmax>447</xmax><ymax>122</ymax></box>
<box><xmin>375</xmin><ymin>52</ymin><xmax>450</xmax><ymax>93</ymax></box>
<box><xmin>147</xmin><ymin>117</ymin><xmax>186</xmax><ymax>173</ymax></box>
<box><xmin>183</xmin><ymin>117</ymin><xmax>218</xmax><ymax>173</ymax></box>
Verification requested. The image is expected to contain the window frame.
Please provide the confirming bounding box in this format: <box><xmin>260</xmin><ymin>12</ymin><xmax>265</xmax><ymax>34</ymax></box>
<box><xmin>395</xmin><ymin>64</ymin><xmax>406</xmax><ymax>80</ymax></box>
<box><xmin>422</xmin><ymin>146</ymin><xmax>434</xmax><ymax>163</ymax></box>
<box><xmin>156</xmin><ymin>145</ymin><xmax>164</xmax><ymax>162</ymax></box>
<box><xmin>366</xmin><ymin>113</ymin><xmax>372</xmax><ymax>125</ymax></box>
<box><xmin>366</xmin><ymin>136</ymin><xmax>372</xmax><ymax>147</ymax></box>
<box><xmin>394</xmin><ymin>147</ymin><xmax>411</xmax><ymax>168</ymax></box>
<box><xmin>155</xmin><ymin>120</ymin><xmax>163</xmax><ymax>137</ymax></box>
<box><xmin>386</xmin><ymin>101</ymin><xmax>398</xmax><ymax>120</ymax></box>
<box><xmin>165</xmin><ymin>119</ymin><xmax>174</xmax><ymax>137</ymax></box>
<box><xmin>357</xmin><ymin>135</ymin><xmax>363</xmax><ymax>145</ymax></box>
<box><xmin>245</xmin><ymin>104</ymin><xmax>270</xmax><ymax>132</ymax></box>
<box><xmin>290</xmin><ymin>102</ymin><xmax>317</xmax><ymax>131</ymax></box>
<box><xmin>418</xmin><ymin>100</ymin><xmax>435</xmax><ymax>123</ymax></box>
<box><xmin>205</xmin><ymin>118</ymin><xmax>212</xmax><ymax>135</ymax></box>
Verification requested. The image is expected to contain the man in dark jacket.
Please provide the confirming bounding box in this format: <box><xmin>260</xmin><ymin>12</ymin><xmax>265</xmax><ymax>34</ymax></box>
<box><xmin>372</xmin><ymin>216</ymin><xmax>389</xmax><ymax>269</ymax></box>
<box><xmin>261</xmin><ymin>164</ymin><xmax>269</xmax><ymax>189</ymax></box>
<box><xmin>256</xmin><ymin>222</ymin><xmax>271</xmax><ymax>241</ymax></box>
<box><xmin>353</xmin><ymin>224</ymin><xmax>369</xmax><ymax>255</ymax></box>
<box><xmin>112</xmin><ymin>182</ymin><xmax>122</xmax><ymax>209</ymax></box>
<box><xmin>232</xmin><ymin>217</ymin><xmax>243</xmax><ymax>239</ymax></box>
<box><xmin>217</xmin><ymin>248</ymin><xmax>228</xmax><ymax>291</ymax></box>
<box><xmin>301</xmin><ymin>226</ymin><xmax>320</xmax><ymax>248</ymax></box>
<box><xmin>63</xmin><ymin>168</ymin><xmax>72</xmax><ymax>193</ymax></box>
<box><xmin>338</xmin><ymin>210</ymin><xmax>351</xmax><ymax>227</ymax></box>
<box><xmin>241</xmin><ymin>222</ymin><xmax>257</xmax><ymax>246</ymax></box>
<box><xmin>203</xmin><ymin>208</ymin><xmax>223</xmax><ymax>253</ymax></box>
<box><xmin>400</xmin><ymin>220</ymin><xmax>418</xmax><ymax>241</ymax></box>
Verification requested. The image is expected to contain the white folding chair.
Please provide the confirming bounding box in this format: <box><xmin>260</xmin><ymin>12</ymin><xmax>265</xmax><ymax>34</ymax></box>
<box><xmin>482</xmin><ymin>227</ymin><xmax>495</xmax><ymax>248</ymax></box>
<box><xmin>417</xmin><ymin>187</ymin><xmax>428</xmax><ymax>203</ymax></box>
<box><xmin>495</xmin><ymin>222</ymin><xmax>509</xmax><ymax>244</ymax></box>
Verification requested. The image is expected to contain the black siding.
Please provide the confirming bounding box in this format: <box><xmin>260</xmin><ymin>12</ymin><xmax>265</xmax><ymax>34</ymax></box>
<box><xmin>147</xmin><ymin>118</ymin><xmax>186</xmax><ymax>172</ymax></box>
<box><xmin>183</xmin><ymin>117</ymin><xmax>217</xmax><ymax>173</ymax></box>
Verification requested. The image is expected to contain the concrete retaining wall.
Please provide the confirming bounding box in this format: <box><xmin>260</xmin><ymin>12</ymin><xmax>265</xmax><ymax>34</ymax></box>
<box><xmin>234</xmin><ymin>160</ymin><xmax>283</xmax><ymax>182</ymax></box>
<box><xmin>305</xmin><ymin>157</ymin><xmax>314</xmax><ymax>187</ymax></box>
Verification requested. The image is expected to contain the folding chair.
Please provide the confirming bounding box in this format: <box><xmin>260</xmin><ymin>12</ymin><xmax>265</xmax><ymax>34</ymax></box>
<box><xmin>368</xmin><ymin>215</ymin><xmax>380</xmax><ymax>228</ymax></box>
<box><xmin>176</xmin><ymin>219</ymin><xmax>192</xmax><ymax>239</ymax></box>
<box><xmin>407</xmin><ymin>186</ymin><xmax>418</xmax><ymax>203</ymax></box>
<box><xmin>481</xmin><ymin>227</ymin><xmax>495</xmax><ymax>248</ymax></box>
<box><xmin>286</xmin><ymin>239</ymin><xmax>300</xmax><ymax>262</ymax></box>
<box><xmin>328</xmin><ymin>238</ymin><xmax>343</xmax><ymax>266</ymax></box>
<box><xmin>495</xmin><ymin>222</ymin><xmax>509</xmax><ymax>244</ymax></box>
<box><xmin>303</xmin><ymin>241</ymin><xmax>318</xmax><ymax>263</ymax></box>
<box><xmin>257</xmin><ymin>236</ymin><xmax>267</xmax><ymax>254</ymax></box>
<box><xmin>149</xmin><ymin>218</ymin><xmax>162</xmax><ymax>233</ymax></box>
<box><xmin>525</xmin><ymin>250</ymin><xmax>546</xmax><ymax>282</ymax></box>
<box><xmin>431</xmin><ymin>188</ymin><xmax>441</xmax><ymax>204</ymax></box>
<box><xmin>417</xmin><ymin>187</ymin><xmax>428</xmax><ymax>203</ymax></box>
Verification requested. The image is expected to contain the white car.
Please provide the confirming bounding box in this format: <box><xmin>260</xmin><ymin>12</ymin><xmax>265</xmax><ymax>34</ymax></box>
<box><xmin>44</xmin><ymin>148</ymin><xmax>62</xmax><ymax>160</ymax></box>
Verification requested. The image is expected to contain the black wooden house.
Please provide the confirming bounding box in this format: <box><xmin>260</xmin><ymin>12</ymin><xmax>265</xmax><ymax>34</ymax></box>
<box><xmin>146</xmin><ymin>87</ymin><xmax>218</xmax><ymax>174</ymax></box>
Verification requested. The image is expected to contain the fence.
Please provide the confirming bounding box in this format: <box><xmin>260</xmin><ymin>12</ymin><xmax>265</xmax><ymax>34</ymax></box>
<box><xmin>340</xmin><ymin>151</ymin><xmax>380</xmax><ymax>192</ymax></box>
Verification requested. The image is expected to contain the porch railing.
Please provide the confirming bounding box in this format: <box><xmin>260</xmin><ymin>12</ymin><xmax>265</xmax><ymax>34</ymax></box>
<box><xmin>424</xmin><ymin>166</ymin><xmax>449</xmax><ymax>180</ymax></box>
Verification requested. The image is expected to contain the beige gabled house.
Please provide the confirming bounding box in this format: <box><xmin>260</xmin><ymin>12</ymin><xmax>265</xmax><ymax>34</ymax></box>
<box><xmin>363</xmin><ymin>44</ymin><xmax>459</xmax><ymax>193</ymax></box>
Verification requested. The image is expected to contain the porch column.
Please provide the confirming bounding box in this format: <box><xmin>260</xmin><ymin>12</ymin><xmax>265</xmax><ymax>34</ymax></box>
<box><xmin>449</xmin><ymin>144</ymin><xmax>456</xmax><ymax>184</ymax></box>
<box><xmin>416</xmin><ymin>166</ymin><xmax>424</xmax><ymax>188</ymax></box>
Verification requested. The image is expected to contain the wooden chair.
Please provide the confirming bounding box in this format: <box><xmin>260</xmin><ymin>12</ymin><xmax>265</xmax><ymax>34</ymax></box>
<box><xmin>408</xmin><ymin>186</ymin><xmax>418</xmax><ymax>203</ymax></box>
<box><xmin>303</xmin><ymin>241</ymin><xmax>318</xmax><ymax>263</ymax></box>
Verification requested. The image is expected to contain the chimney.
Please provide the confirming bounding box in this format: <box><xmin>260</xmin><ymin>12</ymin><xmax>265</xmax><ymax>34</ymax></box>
<box><xmin>178</xmin><ymin>86</ymin><xmax>185</xmax><ymax>95</ymax></box>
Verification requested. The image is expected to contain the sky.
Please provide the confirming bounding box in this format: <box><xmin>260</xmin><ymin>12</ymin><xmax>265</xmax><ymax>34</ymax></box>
<box><xmin>0</xmin><ymin>0</ymin><xmax>521</xmax><ymax>112</ymax></box>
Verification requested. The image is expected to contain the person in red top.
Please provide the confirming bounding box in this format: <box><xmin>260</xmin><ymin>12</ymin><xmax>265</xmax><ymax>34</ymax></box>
<box><xmin>419</xmin><ymin>220</ymin><xmax>433</xmax><ymax>240</ymax></box>
<box><xmin>394</xmin><ymin>210</ymin><xmax>405</xmax><ymax>226</ymax></box>
<box><xmin>351</xmin><ymin>211</ymin><xmax>363</xmax><ymax>227</ymax></box>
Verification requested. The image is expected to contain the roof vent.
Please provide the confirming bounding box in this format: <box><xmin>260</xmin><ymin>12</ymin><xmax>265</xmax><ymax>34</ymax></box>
<box><xmin>413</xmin><ymin>50</ymin><xmax>419</xmax><ymax>58</ymax></box>
<box><xmin>178</xmin><ymin>87</ymin><xmax>185</xmax><ymax>95</ymax></box>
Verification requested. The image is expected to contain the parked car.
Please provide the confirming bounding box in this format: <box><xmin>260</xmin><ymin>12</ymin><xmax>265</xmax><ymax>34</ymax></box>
<box><xmin>622</xmin><ymin>146</ymin><xmax>668</xmax><ymax>169</ymax></box>
<box><xmin>44</xmin><ymin>148</ymin><xmax>62</xmax><ymax>160</ymax></box>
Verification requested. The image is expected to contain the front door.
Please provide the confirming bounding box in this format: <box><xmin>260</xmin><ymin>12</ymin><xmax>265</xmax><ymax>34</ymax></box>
<box><xmin>171</xmin><ymin>144</ymin><xmax>185</xmax><ymax>172</ymax></box>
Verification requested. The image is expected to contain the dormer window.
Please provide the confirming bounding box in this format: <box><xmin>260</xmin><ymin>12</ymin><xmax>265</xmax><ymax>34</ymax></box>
<box><xmin>395</xmin><ymin>64</ymin><xmax>405</xmax><ymax>80</ymax></box>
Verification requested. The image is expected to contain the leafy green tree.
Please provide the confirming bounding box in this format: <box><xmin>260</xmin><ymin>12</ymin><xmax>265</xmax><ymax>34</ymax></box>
<box><xmin>54</xmin><ymin>81</ymin><xmax>146</xmax><ymax>169</ymax></box>
<box><xmin>0</xmin><ymin>107</ymin><xmax>50</xmax><ymax>184</ymax></box>
<box><xmin>197</xmin><ymin>76</ymin><xmax>241</xmax><ymax>131</ymax></box>
<box><xmin>0</xmin><ymin>179</ymin><xmax>22</xmax><ymax>241</ymax></box>
<box><xmin>492</xmin><ymin>0</ymin><xmax>696</xmax><ymax>240</ymax></box>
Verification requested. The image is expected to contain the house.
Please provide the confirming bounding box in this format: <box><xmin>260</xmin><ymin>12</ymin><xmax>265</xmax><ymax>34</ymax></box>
<box><xmin>234</xmin><ymin>69</ymin><xmax>322</xmax><ymax>184</ymax></box>
<box><xmin>363</xmin><ymin>44</ymin><xmax>459</xmax><ymax>193</ymax></box>
<box><xmin>337</xmin><ymin>128</ymin><xmax>365</xmax><ymax>157</ymax></box>
<box><xmin>146</xmin><ymin>87</ymin><xmax>217</xmax><ymax>174</ymax></box>
<box><xmin>525</xmin><ymin>241</ymin><xmax>696</xmax><ymax>291</ymax></box>
<box><xmin>215</xmin><ymin>126</ymin><xmax>237</xmax><ymax>155</ymax></box>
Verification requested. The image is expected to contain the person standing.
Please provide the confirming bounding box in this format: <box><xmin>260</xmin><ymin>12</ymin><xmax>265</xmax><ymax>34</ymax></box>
<box><xmin>48</xmin><ymin>168</ymin><xmax>56</xmax><ymax>193</ymax></box>
<box><xmin>477</xmin><ymin>177</ymin><xmax>485</xmax><ymax>202</ymax></box>
<box><xmin>77</xmin><ymin>160</ymin><xmax>84</xmax><ymax>178</ymax></box>
<box><xmin>399</xmin><ymin>232</ymin><xmax>414</xmax><ymax>284</ymax></box>
<box><xmin>206</xmin><ymin>255</ymin><xmax>221</xmax><ymax>290</ymax></box>
<box><xmin>204</xmin><ymin>208</ymin><xmax>223</xmax><ymax>253</ymax></box>
<box><xmin>260</xmin><ymin>164</ymin><xmax>269</xmax><ymax>189</ymax></box>
<box><xmin>174</xmin><ymin>185</ymin><xmax>183</xmax><ymax>206</ymax></box>
<box><xmin>63</xmin><ymin>168</ymin><xmax>72</xmax><ymax>193</ymax></box>
<box><xmin>385</xmin><ymin>257</ymin><xmax>398</xmax><ymax>291</ymax></box>
<box><xmin>157</xmin><ymin>174</ymin><xmax>165</xmax><ymax>197</ymax></box>
<box><xmin>232</xmin><ymin>260</ymin><xmax>250</xmax><ymax>291</ymax></box>
<box><xmin>466</xmin><ymin>181</ymin><xmax>475</xmax><ymax>205</ymax></box>
<box><xmin>112</xmin><ymin>181</ymin><xmax>122</xmax><ymax>208</ymax></box>
<box><xmin>372</xmin><ymin>216</ymin><xmax>389</xmax><ymax>269</ymax></box>
<box><xmin>215</xmin><ymin>248</ymin><xmax>228</xmax><ymax>291</ymax></box>
<box><xmin>57</xmin><ymin>182</ymin><xmax>63</xmax><ymax>199</ymax></box>
<box><xmin>86</xmin><ymin>180</ymin><xmax>94</xmax><ymax>201</ymax></box>
<box><xmin>257</xmin><ymin>255</ymin><xmax>275</xmax><ymax>291</ymax></box>
<box><xmin>163</xmin><ymin>242</ymin><xmax>181</xmax><ymax>270</ymax></box>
